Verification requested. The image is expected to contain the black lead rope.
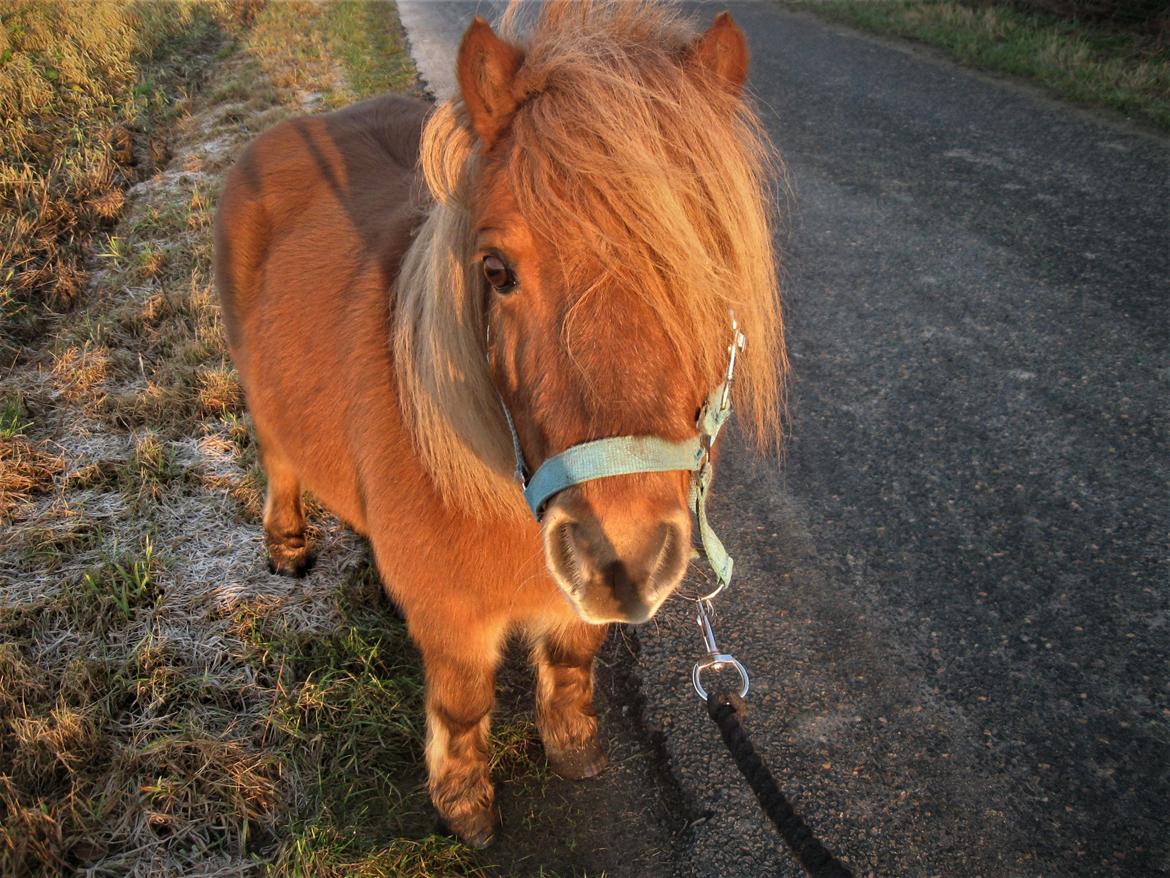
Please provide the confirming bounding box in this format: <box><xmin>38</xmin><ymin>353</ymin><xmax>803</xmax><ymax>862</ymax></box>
<box><xmin>706</xmin><ymin>690</ymin><xmax>854</xmax><ymax>878</ymax></box>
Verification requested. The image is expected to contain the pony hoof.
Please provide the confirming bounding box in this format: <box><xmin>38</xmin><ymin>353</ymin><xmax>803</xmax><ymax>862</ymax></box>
<box><xmin>266</xmin><ymin>545</ymin><xmax>314</xmax><ymax>578</ymax></box>
<box><xmin>546</xmin><ymin>739</ymin><xmax>608</xmax><ymax>780</ymax></box>
<box><xmin>440</xmin><ymin>807</ymin><xmax>497</xmax><ymax>849</ymax></box>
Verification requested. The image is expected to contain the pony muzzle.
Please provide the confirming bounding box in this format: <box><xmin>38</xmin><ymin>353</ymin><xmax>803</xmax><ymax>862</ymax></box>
<box><xmin>540</xmin><ymin>484</ymin><xmax>692</xmax><ymax>625</ymax></box>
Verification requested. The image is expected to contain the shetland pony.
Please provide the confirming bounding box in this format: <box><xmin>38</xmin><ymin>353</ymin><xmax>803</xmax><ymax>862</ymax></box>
<box><xmin>215</xmin><ymin>0</ymin><xmax>785</xmax><ymax>846</ymax></box>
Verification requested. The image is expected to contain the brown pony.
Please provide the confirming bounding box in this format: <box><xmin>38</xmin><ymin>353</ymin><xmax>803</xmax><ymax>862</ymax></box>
<box><xmin>215</xmin><ymin>0</ymin><xmax>785</xmax><ymax>847</ymax></box>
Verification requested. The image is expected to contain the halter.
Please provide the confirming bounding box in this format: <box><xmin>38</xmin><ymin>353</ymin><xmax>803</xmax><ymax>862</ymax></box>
<box><xmin>502</xmin><ymin>324</ymin><xmax>741</xmax><ymax>590</ymax></box>
<box><xmin>499</xmin><ymin>318</ymin><xmax>750</xmax><ymax>700</ymax></box>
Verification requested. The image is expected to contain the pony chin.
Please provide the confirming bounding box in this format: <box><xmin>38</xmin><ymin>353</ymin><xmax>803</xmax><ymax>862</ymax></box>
<box><xmin>555</xmin><ymin>586</ymin><xmax>672</xmax><ymax>627</ymax></box>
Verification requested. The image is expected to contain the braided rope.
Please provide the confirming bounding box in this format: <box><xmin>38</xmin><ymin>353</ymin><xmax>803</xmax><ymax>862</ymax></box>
<box><xmin>707</xmin><ymin>691</ymin><xmax>853</xmax><ymax>878</ymax></box>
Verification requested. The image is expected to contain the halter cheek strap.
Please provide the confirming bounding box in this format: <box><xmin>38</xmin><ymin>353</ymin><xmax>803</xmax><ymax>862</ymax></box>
<box><xmin>500</xmin><ymin>324</ymin><xmax>744</xmax><ymax>596</ymax></box>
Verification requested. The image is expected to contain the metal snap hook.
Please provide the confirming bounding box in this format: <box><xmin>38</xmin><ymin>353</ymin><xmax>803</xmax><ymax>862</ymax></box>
<box><xmin>691</xmin><ymin>599</ymin><xmax>749</xmax><ymax>700</ymax></box>
<box><xmin>693</xmin><ymin>652</ymin><xmax>750</xmax><ymax>701</ymax></box>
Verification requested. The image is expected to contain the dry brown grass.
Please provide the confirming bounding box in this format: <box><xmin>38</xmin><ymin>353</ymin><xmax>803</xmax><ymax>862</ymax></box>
<box><xmin>0</xmin><ymin>3</ymin><xmax>498</xmax><ymax>876</ymax></box>
<box><xmin>196</xmin><ymin>364</ymin><xmax>243</xmax><ymax>416</ymax></box>
<box><xmin>0</xmin><ymin>2</ymin><xmax>262</xmax><ymax>350</ymax></box>
<box><xmin>0</xmin><ymin>435</ymin><xmax>65</xmax><ymax>522</ymax></box>
<box><xmin>51</xmin><ymin>343</ymin><xmax>112</xmax><ymax>402</ymax></box>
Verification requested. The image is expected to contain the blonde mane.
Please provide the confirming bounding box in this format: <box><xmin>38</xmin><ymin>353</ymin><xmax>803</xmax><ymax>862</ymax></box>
<box><xmin>393</xmin><ymin>0</ymin><xmax>788</xmax><ymax>520</ymax></box>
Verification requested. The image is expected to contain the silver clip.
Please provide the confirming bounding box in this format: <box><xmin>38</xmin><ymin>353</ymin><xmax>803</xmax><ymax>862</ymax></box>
<box><xmin>691</xmin><ymin>599</ymin><xmax>749</xmax><ymax>701</ymax></box>
<box><xmin>718</xmin><ymin>315</ymin><xmax>746</xmax><ymax>412</ymax></box>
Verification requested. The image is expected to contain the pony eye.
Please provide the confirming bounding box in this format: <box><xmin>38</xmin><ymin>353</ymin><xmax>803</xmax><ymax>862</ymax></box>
<box><xmin>482</xmin><ymin>254</ymin><xmax>517</xmax><ymax>293</ymax></box>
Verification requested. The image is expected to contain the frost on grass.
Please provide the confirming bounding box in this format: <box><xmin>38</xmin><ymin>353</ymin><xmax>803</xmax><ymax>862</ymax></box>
<box><xmin>0</xmin><ymin>10</ymin><xmax>385</xmax><ymax>876</ymax></box>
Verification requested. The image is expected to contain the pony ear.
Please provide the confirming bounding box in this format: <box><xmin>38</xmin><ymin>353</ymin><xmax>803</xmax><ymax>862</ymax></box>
<box><xmin>686</xmin><ymin>11</ymin><xmax>749</xmax><ymax>95</ymax></box>
<box><xmin>457</xmin><ymin>17</ymin><xmax>525</xmax><ymax>149</ymax></box>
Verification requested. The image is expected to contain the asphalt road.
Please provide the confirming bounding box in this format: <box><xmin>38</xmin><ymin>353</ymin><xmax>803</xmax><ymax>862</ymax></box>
<box><xmin>397</xmin><ymin>2</ymin><xmax>1170</xmax><ymax>875</ymax></box>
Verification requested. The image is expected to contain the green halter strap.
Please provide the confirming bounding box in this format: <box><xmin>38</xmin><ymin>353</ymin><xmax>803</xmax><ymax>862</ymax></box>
<box><xmin>503</xmin><ymin>324</ymin><xmax>745</xmax><ymax>594</ymax></box>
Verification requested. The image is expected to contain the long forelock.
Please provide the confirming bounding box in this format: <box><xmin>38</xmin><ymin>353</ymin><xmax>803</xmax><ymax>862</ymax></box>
<box><xmin>393</xmin><ymin>0</ymin><xmax>787</xmax><ymax>518</ymax></box>
<box><xmin>504</xmin><ymin>0</ymin><xmax>787</xmax><ymax>448</ymax></box>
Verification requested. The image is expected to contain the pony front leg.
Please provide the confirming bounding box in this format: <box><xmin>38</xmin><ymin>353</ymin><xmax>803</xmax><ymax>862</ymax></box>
<box><xmin>419</xmin><ymin>624</ymin><xmax>503</xmax><ymax>848</ymax></box>
<box><xmin>533</xmin><ymin>620</ymin><xmax>608</xmax><ymax>780</ymax></box>
<box><xmin>260</xmin><ymin>447</ymin><xmax>312</xmax><ymax>577</ymax></box>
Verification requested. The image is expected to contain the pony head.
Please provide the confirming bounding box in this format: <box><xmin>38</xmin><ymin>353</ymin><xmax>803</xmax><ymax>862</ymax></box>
<box><xmin>397</xmin><ymin>1</ymin><xmax>787</xmax><ymax>624</ymax></box>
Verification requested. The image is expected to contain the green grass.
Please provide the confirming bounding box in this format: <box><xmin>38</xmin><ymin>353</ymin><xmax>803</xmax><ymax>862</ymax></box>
<box><xmin>324</xmin><ymin>0</ymin><xmax>418</xmax><ymax>98</ymax></box>
<box><xmin>0</xmin><ymin>394</ymin><xmax>31</xmax><ymax>438</ymax></box>
<box><xmin>247</xmin><ymin>567</ymin><xmax>487</xmax><ymax>877</ymax></box>
<box><xmin>273</xmin><ymin>825</ymin><xmax>491</xmax><ymax>878</ymax></box>
<box><xmin>119</xmin><ymin>432</ymin><xmax>184</xmax><ymax>504</ymax></box>
<box><xmin>81</xmin><ymin>536</ymin><xmax>159</xmax><ymax>620</ymax></box>
<box><xmin>791</xmin><ymin>0</ymin><xmax>1170</xmax><ymax>132</ymax></box>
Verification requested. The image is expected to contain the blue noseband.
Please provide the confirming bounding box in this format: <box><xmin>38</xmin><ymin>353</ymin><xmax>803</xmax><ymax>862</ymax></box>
<box><xmin>500</xmin><ymin>325</ymin><xmax>745</xmax><ymax>595</ymax></box>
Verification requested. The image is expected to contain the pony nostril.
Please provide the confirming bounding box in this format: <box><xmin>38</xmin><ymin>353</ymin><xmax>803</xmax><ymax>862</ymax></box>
<box><xmin>646</xmin><ymin>522</ymin><xmax>688</xmax><ymax>594</ymax></box>
<box><xmin>545</xmin><ymin>519</ymin><xmax>585</xmax><ymax>593</ymax></box>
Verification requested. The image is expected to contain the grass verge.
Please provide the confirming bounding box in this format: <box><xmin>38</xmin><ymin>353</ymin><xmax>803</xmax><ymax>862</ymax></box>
<box><xmin>0</xmin><ymin>2</ymin><xmax>526</xmax><ymax>875</ymax></box>
<box><xmin>789</xmin><ymin>0</ymin><xmax>1170</xmax><ymax>133</ymax></box>
<box><xmin>0</xmin><ymin>0</ymin><xmax>258</xmax><ymax>347</ymax></box>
